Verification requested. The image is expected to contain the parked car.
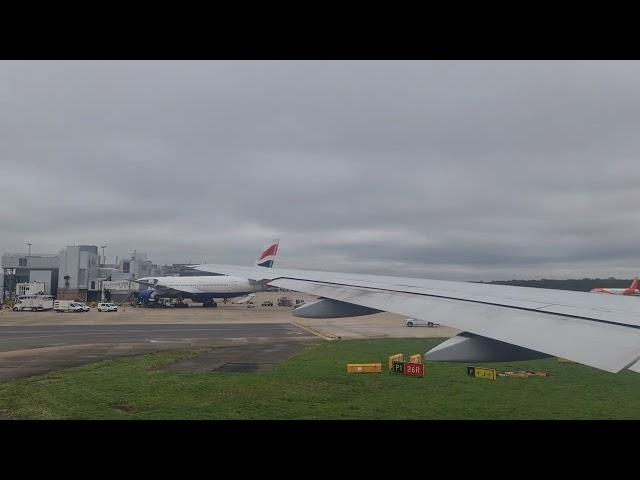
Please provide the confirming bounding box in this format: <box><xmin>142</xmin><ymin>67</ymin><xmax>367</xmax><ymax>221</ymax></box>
<box><xmin>54</xmin><ymin>300</ymin><xmax>84</xmax><ymax>313</ymax></box>
<box><xmin>70</xmin><ymin>302</ymin><xmax>88</xmax><ymax>312</ymax></box>
<box><xmin>98</xmin><ymin>303</ymin><xmax>118</xmax><ymax>312</ymax></box>
<box><xmin>73</xmin><ymin>302</ymin><xmax>90</xmax><ymax>312</ymax></box>
<box><xmin>405</xmin><ymin>318</ymin><xmax>439</xmax><ymax>327</ymax></box>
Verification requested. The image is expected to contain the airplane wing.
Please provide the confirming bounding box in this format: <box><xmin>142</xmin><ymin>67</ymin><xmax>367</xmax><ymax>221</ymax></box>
<box><xmin>192</xmin><ymin>264</ymin><xmax>640</xmax><ymax>374</ymax></box>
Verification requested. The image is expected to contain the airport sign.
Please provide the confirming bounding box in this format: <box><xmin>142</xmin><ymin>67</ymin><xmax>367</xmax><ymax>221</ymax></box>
<box><xmin>392</xmin><ymin>360</ymin><xmax>405</xmax><ymax>374</ymax></box>
<box><xmin>392</xmin><ymin>361</ymin><xmax>424</xmax><ymax>378</ymax></box>
<box><xmin>467</xmin><ymin>366</ymin><xmax>497</xmax><ymax>381</ymax></box>
<box><xmin>404</xmin><ymin>362</ymin><xmax>424</xmax><ymax>378</ymax></box>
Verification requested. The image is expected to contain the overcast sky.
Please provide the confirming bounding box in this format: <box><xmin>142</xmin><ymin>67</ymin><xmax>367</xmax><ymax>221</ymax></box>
<box><xmin>2</xmin><ymin>60</ymin><xmax>640</xmax><ymax>281</ymax></box>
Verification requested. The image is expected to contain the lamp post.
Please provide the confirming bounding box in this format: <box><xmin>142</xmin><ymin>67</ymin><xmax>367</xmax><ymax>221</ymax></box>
<box><xmin>9</xmin><ymin>268</ymin><xmax>16</xmax><ymax>305</ymax></box>
<box><xmin>101</xmin><ymin>245</ymin><xmax>108</xmax><ymax>267</ymax></box>
<box><xmin>26</xmin><ymin>244</ymin><xmax>32</xmax><ymax>291</ymax></box>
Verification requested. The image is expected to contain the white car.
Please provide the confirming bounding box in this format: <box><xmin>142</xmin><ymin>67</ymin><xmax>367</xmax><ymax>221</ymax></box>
<box><xmin>98</xmin><ymin>303</ymin><xmax>118</xmax><ymax>312</ymax></box>
<box><xmin>405</xmin><ymin>318</ymin><xmax>439</xmax><ymax>327</ymax></box>
<box><xmin>72</xmin><ymin>302</ymin><xmax>90</xmax><ymax>312</ymax></box>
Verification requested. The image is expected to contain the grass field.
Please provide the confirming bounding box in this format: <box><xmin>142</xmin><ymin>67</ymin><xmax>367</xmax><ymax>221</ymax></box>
<box><xmin>0</xmin><ymin>338</ymin><xmax>639</xmax><ymax>419</ymax></box>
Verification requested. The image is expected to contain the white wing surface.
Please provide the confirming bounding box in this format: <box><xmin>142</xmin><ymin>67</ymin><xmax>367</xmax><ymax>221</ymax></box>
<box><xmin>192</xmin><ymin>264</ymin><xmax>640</xmax><ymax>373</ymax></box>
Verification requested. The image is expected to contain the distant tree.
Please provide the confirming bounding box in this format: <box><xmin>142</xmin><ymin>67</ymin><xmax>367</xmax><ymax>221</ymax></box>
<box><xmin>484</xmin><ymin>277</ymin><xmax>633</xmax><ymax>292</ymax></box>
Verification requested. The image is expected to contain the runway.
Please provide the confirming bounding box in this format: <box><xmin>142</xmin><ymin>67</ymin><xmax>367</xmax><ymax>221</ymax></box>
<box><xmin>0</xmin><ymin>323</ymin><xmax>310</xmax><ymax>352</ymax></box>
<box><xmin>0</xmin><ymin>323</ymin><xmax>316</xmax><ymax>381</ymax></box>
<box><xmin>0</xmin><ymin>293</ymin><xmax>458</xmax><ymax>381</ymax></box>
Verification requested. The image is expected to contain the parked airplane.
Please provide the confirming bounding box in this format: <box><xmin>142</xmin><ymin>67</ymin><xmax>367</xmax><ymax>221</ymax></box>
<box><xmin>135</xmin><ymin>240</ymin><xmax>279</xmax><ymax>307</ymax></box>
<box><xmin>591</xmin><ymin>277</ymin><xmax>640</xmax><ymax>296</ymax></box>
<box><xmin>193</xmin><ymin>260</ymin><xmax>640</xmax><ymax>374</ymax></box>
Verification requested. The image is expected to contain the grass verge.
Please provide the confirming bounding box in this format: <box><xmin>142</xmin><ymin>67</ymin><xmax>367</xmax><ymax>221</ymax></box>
<box><xmin>0</xmin><ymin>338</ymin><xmax>638</xmax><ymax>419</ymax></box>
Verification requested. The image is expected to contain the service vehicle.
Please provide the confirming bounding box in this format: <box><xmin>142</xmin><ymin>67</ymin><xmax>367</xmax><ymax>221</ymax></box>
<box><xmin>98</xmin><ymin>302</ymin><xmax>118</xmax><ymax>312</ymax></box>
<box><xmin>277</xmin><ymin>296</ymin><xmax>293</xmax><ymax>307</ymax></box>
<box><xmin>13</xmin><ymin>295</ymin><xmax>54</xmax><ymax>311</ymax></box>
<box><xmin>405</xmin><ymin>318</ymin><xmax>439</xmax><ymax>327</ymax></box>
<box><xmin>75</xmin><ymin>302</ymin><xmax>91</xmax><ymax>312</ymax></box>
<box><xmin>54</xmin><ymin>300</ymin><xmax>85</xmax><ymax>313</ymax></box>
<box><xmin>261</xmin><ymin>301</ymin><xmax>274</xmax><ymax>307</ymax></box>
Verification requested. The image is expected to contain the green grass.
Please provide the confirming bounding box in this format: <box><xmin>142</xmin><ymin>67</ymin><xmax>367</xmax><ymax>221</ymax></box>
<box><xmin>0</xmin><ymin>338</ymin><xmax>639</xmax><ymax>419</ymax></box>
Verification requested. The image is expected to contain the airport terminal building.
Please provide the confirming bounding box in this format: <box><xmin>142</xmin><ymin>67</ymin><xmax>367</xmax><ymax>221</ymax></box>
<box><xmin>56</xmin><ymin>245</ymin><xmax>103</xmax><ymax>301</ymax></box>
<box><xmin>1</xmin><ymin>252</ymin><xmax>60</xmax><ymax>297</ymax></box>
<box><xmin>2</xmin><ymin>246</ymin><xmax>161</xmax><ymax>302</ymax></box>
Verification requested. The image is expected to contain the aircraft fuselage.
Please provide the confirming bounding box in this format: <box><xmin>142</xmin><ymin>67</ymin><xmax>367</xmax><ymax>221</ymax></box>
<box><xmin>137</xmin><ymin>275</ymin><xmax>263</xmax><ymax>303</ymax></box>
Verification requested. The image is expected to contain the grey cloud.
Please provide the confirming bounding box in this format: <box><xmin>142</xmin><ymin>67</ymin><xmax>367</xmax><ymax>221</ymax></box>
<box><xmin>2</xmin><ymin>60</ymin><xmax>640</xmax><ymax>280</ymax></box>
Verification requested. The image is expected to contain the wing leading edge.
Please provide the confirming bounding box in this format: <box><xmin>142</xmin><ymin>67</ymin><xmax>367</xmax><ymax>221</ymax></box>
<box><xmin>193</xmin><ymin>264</ymin><xmax>640</xmax><ymax>373</ymax></box>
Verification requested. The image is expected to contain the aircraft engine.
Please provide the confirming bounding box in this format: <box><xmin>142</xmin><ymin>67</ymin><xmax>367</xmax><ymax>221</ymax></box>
<box><xmin>424</xmin><ymin>332</ymin><xmax>551</xmax><ymax>363</ymax></box>
<box><xmin>137</xmin><ymin>289</ymin><xmax>155</xmax><ymax>304</ymax></box>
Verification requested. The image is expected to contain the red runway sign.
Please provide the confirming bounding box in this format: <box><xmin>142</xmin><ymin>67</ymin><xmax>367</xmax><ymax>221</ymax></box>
<box><xmin>404</xmin><ymin>362</ymin><xmax>424</xmax><ymax>378</ymax></box>
<box><xmin>392</xmin><ymin>361</ymin><xmax>424</xmax><ymax>378</ymax></box>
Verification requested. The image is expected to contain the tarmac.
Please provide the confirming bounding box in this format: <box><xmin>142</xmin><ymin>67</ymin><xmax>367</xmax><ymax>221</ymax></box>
<box><xmin>0</xmin><ymin>292</ymin><xmax>458</xmax><ymax>381</ymax></box>
<box><xmin>0</xmin><ymin>323</ymin><xmax>311</xmax><ymax>353</ymax></box>
<box><xmin>0</xmin><ymin>324</ymin><xmax>316</xmax><ymax>381</ymax></box>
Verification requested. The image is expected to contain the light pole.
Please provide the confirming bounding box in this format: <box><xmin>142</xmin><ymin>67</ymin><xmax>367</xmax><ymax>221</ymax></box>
<box><xmin>9</xmin><ymin>268</ymin><xmax>16</xmax><ymax>305</ymax></box>
<box><xmin>101</xmin><ymin>245</ymin><xmax>108</xmax><ymax>267</ymax></box>
<box><xmin>26</xmin><ymin>244</ymin><xmax>32</xmax><ymax>289</ymax></box>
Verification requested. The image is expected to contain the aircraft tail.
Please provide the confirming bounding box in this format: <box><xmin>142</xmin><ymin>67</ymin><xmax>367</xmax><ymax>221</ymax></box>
<box><xmin>627</xmin><ymin>277</ymin><xmax>640</xmax><ymax>292</ymax></box>
<box><xmin>255</xmin><ymin>239</ymin><xmax>280</xmax><ymax>268</ymax></box>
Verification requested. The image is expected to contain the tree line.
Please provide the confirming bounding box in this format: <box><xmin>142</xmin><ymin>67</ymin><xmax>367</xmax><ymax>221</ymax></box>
<box><xmin>479</xmin><ymin>278</ymin><xmax>634</xmax><ymax>292</ymax></box>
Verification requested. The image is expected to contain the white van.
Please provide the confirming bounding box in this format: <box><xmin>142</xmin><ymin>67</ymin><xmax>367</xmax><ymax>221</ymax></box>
<box><xmin>98</xmin><ymin>303</ymin><xmax>118</xmax><ymax>312</ymax></box>
<box><xmin>75</xmin><ymin>302</ymin><xmax>91</xmax><ymax>312</ymax></box>
<box><xmin>54</xmin><ymin>300</ymin><xmax>85</xmax><ymax>313</ymax></box>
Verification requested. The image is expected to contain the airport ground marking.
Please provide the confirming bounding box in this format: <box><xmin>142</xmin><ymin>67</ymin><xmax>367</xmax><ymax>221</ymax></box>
<box><xmin>291</xmin><ymin>321</ymin><xmax>338</xmax><ymax>341</ymax></box>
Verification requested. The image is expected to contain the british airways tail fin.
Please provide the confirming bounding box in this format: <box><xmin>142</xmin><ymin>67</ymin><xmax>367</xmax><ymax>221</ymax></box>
<box><xmin>255</xmin><ymin>239</ymin><xmax>280</xmax><ymax>268</ymax></box>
